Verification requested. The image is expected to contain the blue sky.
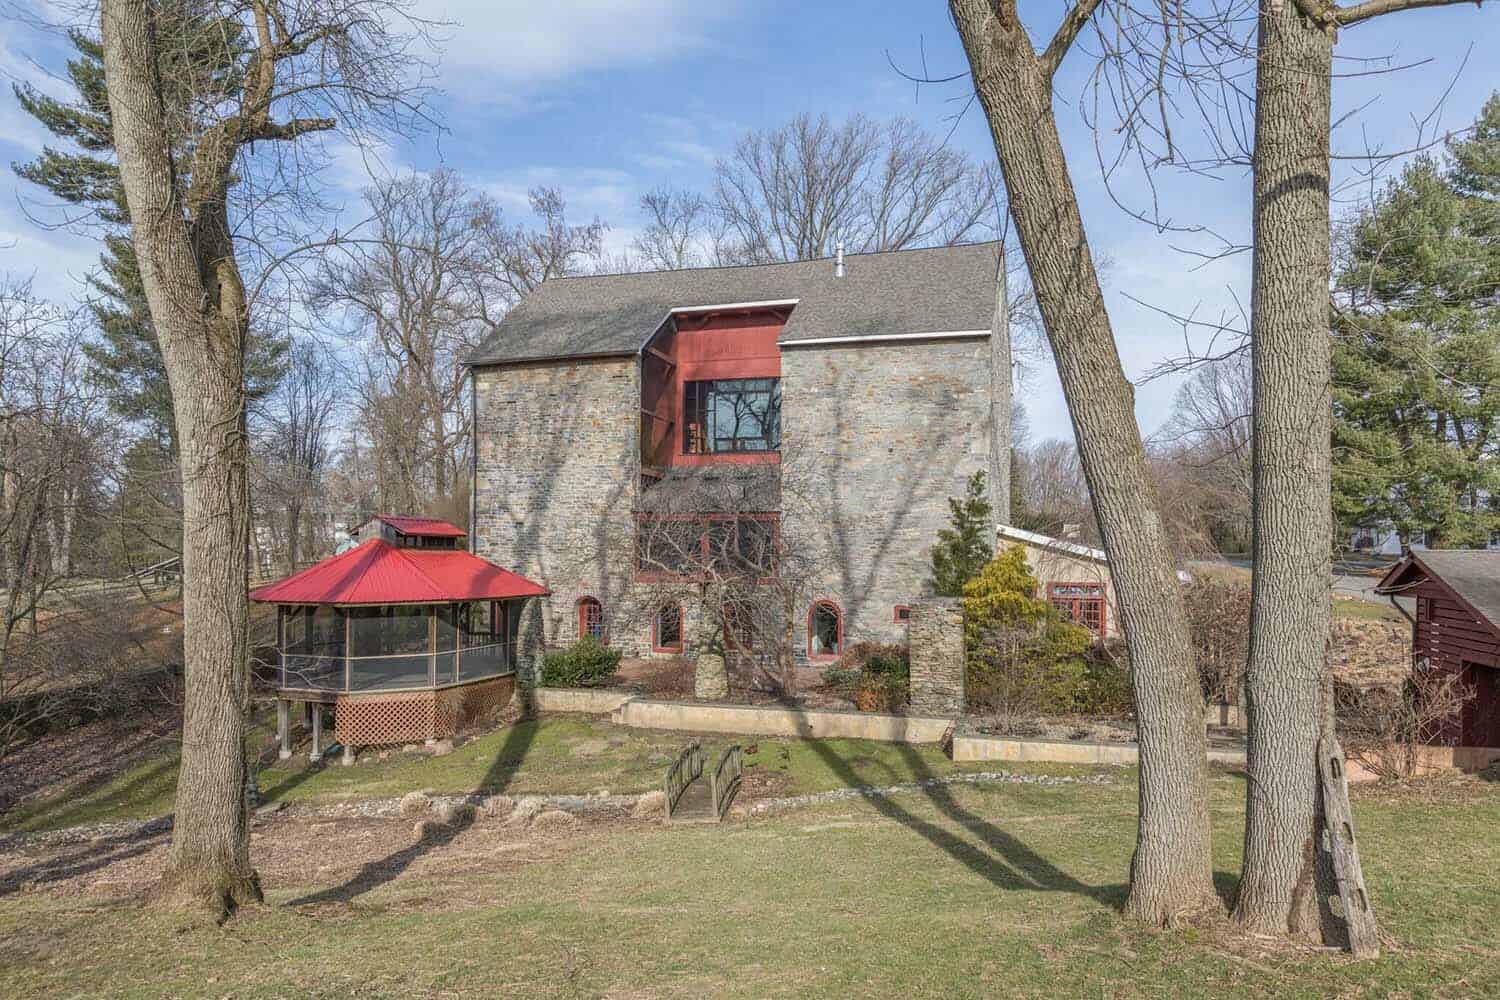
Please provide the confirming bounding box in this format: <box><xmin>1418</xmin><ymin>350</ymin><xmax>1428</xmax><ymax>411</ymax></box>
<box><xmin>3</xmin><ymin>1</ymin><xmax>1497</xmax><ymax>442</ymax></box>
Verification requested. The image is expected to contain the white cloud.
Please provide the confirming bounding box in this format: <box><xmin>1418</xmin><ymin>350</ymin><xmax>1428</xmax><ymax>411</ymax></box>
<box><xmin>413</xmin><ymin>1</ymin><xmax>744</xmax><ymax>103</ymax></box>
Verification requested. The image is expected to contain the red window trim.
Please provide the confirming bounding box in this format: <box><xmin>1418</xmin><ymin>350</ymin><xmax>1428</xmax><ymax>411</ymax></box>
<box><xmin>577</xmin><ymin>596</ymin><xmax>605</xmax><ymax>642</ymax></box>
<box><xmin>807</xmin><ymin>599</ymin><xmax>844</xmax><ymax>660</ymax></box>
<box><xmin>1046</xmin><ymin>582</ymin><xmax>1107</xmax><ymax>637</ymax></box>
<box><xmin>893</xmin><ymin>605</ymin><xmax>912</xmax><ymax>623</ymax></box>
<box><xmin>634</xmin><ymin>511</ymin><xmax>781</xmax><ymax>584</ymax></box>
<box><xmin>652</xmin><ymin>601</ymin><xmax>685</xmax><ymax>653</ymax></box>
<box><xmin>722</xmin><ymin>600</ymin><xmax>756</xmax><ymax>653</ymax></box>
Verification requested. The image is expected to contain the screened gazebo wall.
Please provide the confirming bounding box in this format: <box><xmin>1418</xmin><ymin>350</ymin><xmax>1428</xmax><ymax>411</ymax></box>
<box><xmin>278</xmin><ymin>600</ymin><xmax>520</xmax><ymax>693</ymax></box>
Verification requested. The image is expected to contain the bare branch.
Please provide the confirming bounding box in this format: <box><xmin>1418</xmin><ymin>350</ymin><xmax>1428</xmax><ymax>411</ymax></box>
<box><xmin>1041</xmin><ymin>0</ymin><xmax>1107</xmax><ymax>79</ymax></box>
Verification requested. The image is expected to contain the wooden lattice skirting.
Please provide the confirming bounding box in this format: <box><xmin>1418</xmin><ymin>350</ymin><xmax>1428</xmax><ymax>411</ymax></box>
<box><xmin>333</xmin><ymin>676</ymin><xmax>514</xmax><ymax>748</ymax></box>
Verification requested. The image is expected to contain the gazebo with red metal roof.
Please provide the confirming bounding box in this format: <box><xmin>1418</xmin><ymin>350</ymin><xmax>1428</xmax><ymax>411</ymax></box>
<box><xmin>251</xmin><ymin>515</ymin><xmax>548</xmax><ymax>763</ymax></box>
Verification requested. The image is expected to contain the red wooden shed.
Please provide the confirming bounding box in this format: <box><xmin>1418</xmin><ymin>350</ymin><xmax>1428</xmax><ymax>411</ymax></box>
<box><xmin>251</xmin><ymin>516</ymin><xmax>547</xmax><ymax>762</ymax></box>
<box><xmin>1375</xmin><ymin>549</ymin><xmax>1500</xmax><ymax>748</ymax></box>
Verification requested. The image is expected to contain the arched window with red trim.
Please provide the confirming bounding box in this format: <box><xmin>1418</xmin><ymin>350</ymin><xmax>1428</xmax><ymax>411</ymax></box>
<box><xmin>808</xmin><ymin>600</ymin><xmax>843</xmax><ymax>659</ymax></box>
<box><xmin>652</xmin><ymin>602</ymin><xmax>684</xmax><ymax>653</ymax></box>
<box><xmin>577</xmin><ymin>596</ymin><xmax>605</xmax><ymax>642</ymax></box>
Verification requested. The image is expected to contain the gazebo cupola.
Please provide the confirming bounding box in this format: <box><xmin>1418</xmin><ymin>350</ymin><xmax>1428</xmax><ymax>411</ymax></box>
<box><xmin>250</xmin><ymin>515</ymin><xmax>548</xmax><ymax>763</ymax></box>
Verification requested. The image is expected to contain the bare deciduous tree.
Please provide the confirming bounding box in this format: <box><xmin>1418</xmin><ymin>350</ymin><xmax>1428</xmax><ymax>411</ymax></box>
<box><xmin>313</xmin><ymin>172</ymin><xmax>602</xmax><ymax>522</ymax></box>
<box><xmin>713</xmin><ymin>112</ymin><xmax>1003</xmax><ymax>263</ymax></box>
<box><xmin>99</xmin><ymin>0</ymin><xmax>431</xmax><ymax>919</ymax></box>
<box><xmin>255</xmin><ymin>339</ymin><xmax>340</xmax><ymax>570</ymax></box>
<box><xmin>630</xmin><ymin>187</ymin><xmax>727</xmax><ymax>271</ymax></box>
<box><xmin>0</xmin><ymin>281</ymin><xmax>126</xmax><ymax>762</ymax></box>
<box><xmin>948</xmin><ymin>0</ymin><xmax>1218</xmax><ymax>924</ymax></box>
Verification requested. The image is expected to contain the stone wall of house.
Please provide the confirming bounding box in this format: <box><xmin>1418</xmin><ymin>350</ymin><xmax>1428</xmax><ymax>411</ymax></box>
<box><xmin>780</xmin><ymin>337</ymin><xmax>992</xmax><ymax>658</ymax></box>
<box><xmin>472</xmin><ymin>357</ymin><xmax>649</xmax><ymax>652</ymax></box>
<box><xmin>473</xmin><ymin>336</ymin><xmax>993</xmax><ymax>661</ymax></box>
<box><xmin>908</xmin><ymin>598</ymin><xmax>966</xmax><ymax>715</ymax></box>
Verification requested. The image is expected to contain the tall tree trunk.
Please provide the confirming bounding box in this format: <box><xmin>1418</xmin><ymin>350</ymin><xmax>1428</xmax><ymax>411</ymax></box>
<box><xmin>286</xmin><ymin>501</ymin><xmax>302</xmax><ymax>571</ymax></box>
<box><xmin>101</xmin><ymin>0</ymin><xmax>260</xmax><ymax>919</ymax></box>
<box><xmin>433</xmin><ymin>411</ymin><xmax>448</xmax><ymax>506</ymax></box>
<box><xmin>990</xmin><ymin>243</ymin><xmax>1013</xmax><ymax>525</ymax></box>
<box><xmin>1234</xmin><ymin>1</ymin><xmax>1335</xmax><ymax>938</ymax></box>
<box><xmin>950</xmin><ymin>0</ymin><xmax>1216</xmax><ymax>924</ymax></box>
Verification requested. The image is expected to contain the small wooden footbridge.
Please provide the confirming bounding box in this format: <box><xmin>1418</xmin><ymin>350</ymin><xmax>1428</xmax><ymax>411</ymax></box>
<box><xmin>663</xmin><ymin>742</ymin><xmax>743</xmax><ymax>823</ymax></box>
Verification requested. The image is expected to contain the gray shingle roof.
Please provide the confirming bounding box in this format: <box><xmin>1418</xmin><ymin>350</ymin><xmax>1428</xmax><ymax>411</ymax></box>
<box><xmin>1411</xmin><ymin>549</ymin><xmax>1500</xmax><ymax>629</ymax></box>
<box><xmin>466</xmin><ymin>241</ymin><xmax>1001</xmax><ymax>366</ymax></box>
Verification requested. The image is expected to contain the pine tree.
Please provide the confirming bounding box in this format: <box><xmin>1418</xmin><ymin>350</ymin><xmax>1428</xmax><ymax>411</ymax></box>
<box><xmin>930</xmin><ymin>470</ymin><xmax>994</xmax><ymax>596</ymax></box>
<box><xmin>12</xmin><ymin>25</ymin><xmax>284</xmax><ymax>445</ymax></box>
<box><xmin>1333</xmin><ymin>95</ymin><xmax>1500</xmax><ymax>548</ymax></box>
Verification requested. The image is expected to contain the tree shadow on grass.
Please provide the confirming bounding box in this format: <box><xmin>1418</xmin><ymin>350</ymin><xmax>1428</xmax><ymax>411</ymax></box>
<box><xmin>286</xmin><ymin>714</ymin><xmax>539</xmax><ymax>907</ymax></box>
<box><xmin>793</xmin><ymin>719</ymin><xmax>1124</xmax><ymax>907</ymax></box>
<box><xmin>0</xmin><ymin>820</ymin><xmax>172</xmax><ymax>897</ymax></box>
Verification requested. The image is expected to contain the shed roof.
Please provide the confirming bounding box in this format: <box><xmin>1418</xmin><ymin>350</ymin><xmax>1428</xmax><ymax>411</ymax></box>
<box><xmin>466</xmin><ymin>241</ymin><xmax>1002</xmax><ymax>366</ymax></box>
<box><xmin>249</xmin><ymin>539</ymin><xmax>548</xmax><ymax>605</ymax></box>
<box><xmin>357</xmin><ymin>514</ymin><xmax>467</xmax><ymax>539</ymax></box>
<box><xmin>996</xmin><ymin>524</ymin><xmax>1109</xmax><ymax>565</ymax></box>
<box><xmin>1376</xmin><ymin>549</ymin><xmax>1500</xmax><ymax>631</ymax></box>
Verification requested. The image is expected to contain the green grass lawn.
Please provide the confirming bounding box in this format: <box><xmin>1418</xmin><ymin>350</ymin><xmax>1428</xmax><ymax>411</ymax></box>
<box><xmin>1</xmin><ymin>711</ymin><xmax>1030</xmax><ymax>834</ymax></box>
<box><xmin>1332</xmin><ymin>597</ymin><xmax>1406</xmax><ymax>622</ymax></box>
<box><xmin>1</xmin><ymin>767</ymin><xmax>1496</xmax><ymax>998</ymax></box>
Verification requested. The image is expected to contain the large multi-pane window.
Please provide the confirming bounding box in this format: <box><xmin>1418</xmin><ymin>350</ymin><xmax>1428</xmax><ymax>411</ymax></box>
<box><xmin>683</xmin><ymin>378</ymin><xmax>781</xmax><ymax>454</ymax></box>
<box><xmin>636</xmin><ymin>514</ymin><xmax>779</xmax><ymax>581</ymax></box>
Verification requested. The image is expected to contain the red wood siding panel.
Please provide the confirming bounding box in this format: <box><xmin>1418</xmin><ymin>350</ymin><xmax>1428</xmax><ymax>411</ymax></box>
<box><xmin>1465</xmin><ymin>664</ymin><xmax>1500</xmax><ymax>747</ymax></box>
<box><xmin>668</xmin><ymin>309</ymin><xmax>785</xmax><ymax>468</ymax></box>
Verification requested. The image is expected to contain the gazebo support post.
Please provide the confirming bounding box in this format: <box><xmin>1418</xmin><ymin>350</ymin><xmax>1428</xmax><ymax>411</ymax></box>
<box><xmin>310</xmin><ymin>706</ymin><xmax>324</xmax><ymax>762</ymax></box>
<box><xmin>342</xmin><ymin>742</ymin><xmax>355</xmax><ymax>767</ymax></box>
<box><xmin>277</xmin><ymin>699</ymin><xmax>291</xmax><ymax>760</ymax></box>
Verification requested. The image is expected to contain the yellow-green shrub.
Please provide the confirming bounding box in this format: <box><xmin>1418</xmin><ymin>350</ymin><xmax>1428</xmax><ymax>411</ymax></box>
<box><xmin>962</xmin><ymin>547</ymin><xmax>1093</xmax><ymax>717</ymax></box>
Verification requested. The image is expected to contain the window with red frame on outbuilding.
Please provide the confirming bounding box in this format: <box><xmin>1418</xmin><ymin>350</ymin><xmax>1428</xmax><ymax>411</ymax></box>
<box><xmin>1046</xmin><ymin>582</ymin><xmax>1107</xmax><ymax>636</ymax></box>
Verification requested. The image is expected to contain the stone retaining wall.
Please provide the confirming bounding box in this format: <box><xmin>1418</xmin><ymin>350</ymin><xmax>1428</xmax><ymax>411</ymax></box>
<box><xmin>611</xmin><ymin>698</ymin><xmax>955</xmax><ymax>743</ymax></box>
<box><xmin>952</xmin><ymin>732</ymin><xmax>1247</xmax><ymax>767</ymax></box>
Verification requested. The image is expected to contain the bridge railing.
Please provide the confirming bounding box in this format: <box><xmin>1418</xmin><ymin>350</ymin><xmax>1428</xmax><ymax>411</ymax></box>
<box><xmin>710</xmin><ymin>744</ymin><xmax>743</xmax><ymax>820</ymax></box>
<box><xmin>664</xmin><ymin>741</ymin><xmax>705</xmax><ymax>819</ymax></box>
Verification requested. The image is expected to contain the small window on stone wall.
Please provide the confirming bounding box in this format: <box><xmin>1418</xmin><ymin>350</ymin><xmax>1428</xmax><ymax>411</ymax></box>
<box><xmin>893</xmin><ymin>605</ymin><xmax>912</xmax><ymax>623</ymax></box>
<box><xmin>809</xmin><ymin>601</ymin><xmax>843</xmax><ymax>659</ymax></box>
<box><xmin>653</xmin><ymin>602</ymin><xmax>684</xmax><ymax>652</ymax></box>
<box><xmin>577</xmin><ymin>597</ymin><xmax>605</xmax><ymax>642</ymax></box>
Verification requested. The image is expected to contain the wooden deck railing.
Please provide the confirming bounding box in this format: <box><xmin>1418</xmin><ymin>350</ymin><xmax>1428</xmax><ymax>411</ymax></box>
<box><xmin>664</xmin><ymin>741</ymin><xmax>705</xmax><ymax>819</ymax></box>
<box><xmin>709</xmin><ymin>744</ymin><xmax>743</xmax><ymax>820</ymax></box>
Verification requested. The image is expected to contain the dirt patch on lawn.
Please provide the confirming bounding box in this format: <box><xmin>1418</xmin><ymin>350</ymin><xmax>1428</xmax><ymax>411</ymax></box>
<box><xmin>0</xmin><ymin>802</ymin><xmax>641</xmax><ymax>908</ymax></box>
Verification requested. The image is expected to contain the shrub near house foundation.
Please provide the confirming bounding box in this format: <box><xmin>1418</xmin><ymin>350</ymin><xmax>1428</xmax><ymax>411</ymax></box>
<box><xmin>823</xmin><ymin>643</ymin><xmax>911</xmax><ymax>712</ymax></box>
<box><xmin>962</xmin><ymin>548</ymin><xmax>1092</xmax><ymax>719</ymax></box>
<box><xmin>541</xmin><ymin>637</ymin><xmax>622</xmax><ymax>688</ymax></box>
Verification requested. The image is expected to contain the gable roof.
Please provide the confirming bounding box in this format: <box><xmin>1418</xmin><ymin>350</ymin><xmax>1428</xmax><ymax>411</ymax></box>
<box><xmin>1376</xmin><ymin>549</ymin><xmax>1500</xmax><ymax>631</ymax></box>
<box><xmin>466</xmin><ymin>242</ymin><xmax>1002</xmax><ymax>366</ymax></box>
<box><xmin>249</xmin><ymin>539</ymin><xmax>548</xmax><ymax>605</ymax></box>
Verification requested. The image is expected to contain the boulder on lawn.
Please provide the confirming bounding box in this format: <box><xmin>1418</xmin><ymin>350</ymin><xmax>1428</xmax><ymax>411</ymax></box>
<box><xmin>505</xmin><ymin>796</ymin><xmax>544</xmax><ymax>827</ymax></box>
<box><xmin>437</xmin><ymin>801</ymin><xmax>477</xmax><ymax>826</ymax></box>
<box><xmin>632</xmin><ymin>790</ymin><xmax>667</xmax><ymax>819</ymax></box>
<box><xmin>530</xmin><ymin>809</ymin><xmax>577</xmax><ymax>832</ymax></box>
<box><xmin>399</xmin><ymin>791</ymin><xmax>433</xmax><ymax>817</ymax></box>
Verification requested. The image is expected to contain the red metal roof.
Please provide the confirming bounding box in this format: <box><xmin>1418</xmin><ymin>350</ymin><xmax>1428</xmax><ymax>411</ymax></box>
<box><xmin>249</xmin><ymin>539</ymin><xmax>548</xmax><ymax>605</ymax></box>
<box><xmin>361</xmin><ymin>514</ymin><xmax>468</xmax><ymax>538</ymax></box>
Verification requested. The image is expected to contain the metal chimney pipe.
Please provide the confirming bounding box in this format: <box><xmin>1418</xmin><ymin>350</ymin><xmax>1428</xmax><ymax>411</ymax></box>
<box><xmin>834</xmin><ymin>241</ymin><xmax>845</xmax><ymax>278</ymax></box>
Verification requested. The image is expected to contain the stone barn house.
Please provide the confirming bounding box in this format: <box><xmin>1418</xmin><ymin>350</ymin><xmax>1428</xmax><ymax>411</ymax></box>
<box><xmin>465</xmin><ymin>242</ymin><xmax>1008</xmax><ymax>665</ymax></box>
